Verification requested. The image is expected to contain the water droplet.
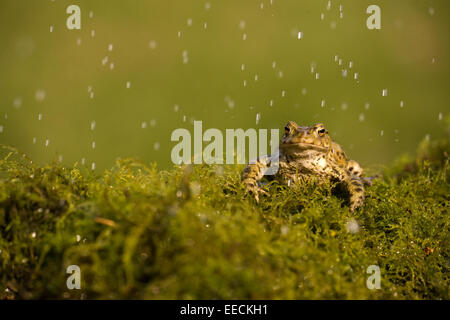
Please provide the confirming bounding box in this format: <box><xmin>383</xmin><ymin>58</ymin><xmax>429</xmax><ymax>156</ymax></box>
<box><xmin>254</xmin><ymin>74</ymin><xmax>259</xmax><ymax>81</ymax></box>
<box><xmin>341</xmin><ymin>102</ymin><xmax>348</xmax><ymax>110</ymax></box>
<box><xmin>301</xmin><ymin>88</ymin><xmax>307</xmax><ymax>95</ymax></box>
<box><xmin>281</xmin><ymin>90</ymin><xmax>286</xmax><ymax>97</ymax></box>
<box><xmin>126</xmin><ymin>81</ymin><xmax>131</xmax><ymax>89</ymax></box>
<box><xmin>349</xmin><ymin>61</ymin><xmax>353</xmax><ymax>68</ymax></box>
<box><xmin>364</xmin><ymin>102</ymin><xmax>370</xmax><ymax>110</ymax></box>
<box><xmin>90</xmin><ymin>91</ymin><xmax>94</xmax><ymax>99</ymax></box>
<box><xmin>38</xmin><ymin>113</ymin><xmax>43</xmax><ymax>121</ymax></box>
<box><xmin>256</xmin><ymin>112</ymin><xmax>261</xmax><ymax>124</ymax></box>
<box><xmin>109</xmin><ymin>62</ymin><xmax>115</xmax><ymax>70</ymax></box>
<box><xmin>76</xmin><ymin>38</ymin><xmax>82</xmax><ymax>46</ymax></box>
<box><xmin>241</xmin><ymin>63</ymin><xmax>245</xmax><ymax>71</ymax></box>
<box><xmin>438</xmin><ymin>113</ymin><xmax>443</xmax><ymax>121</ymax></box>
<box><xmin>90</xmin><ymin>120</ymin><xmax>96</xmax><ymax>131</ymax></box>
<box><xmin>49</xmin><ymin>25</ymin><xmax>54</xmax><ymax>33</ymax></box>
<box><xmin>243</xmin><ymin>80</ymin><xmax>247</xmax><ymax>87</ymax></box>
<box><xmin>327</xmin><ymin>0</ymin><xmax>331</xmax><ymax>10</ymax></box>
<box><xmin>330</xmin><ymin>21</ymin><xmax>336</xmax><ymax>29</ymax></box>
<box><xmin>278</xmin><ymin>70</ymin><xmax>284</xmax><ymax>78</ymax></box>
<box><xmin>315</xmin><ymin>73</ymin><xmax>320</xmax><ymax>79</ymax></box>
<box><xmin>359</xmin><ymin>113</ymin><xmax>365</xmax><ymax>122</ymax></box>
<box><xmin>174</xmin><ymin>104</ymin><xmax>179</xmax><ymax>112</ymax></box>
<box><xmin>272</xmin><ymin>61</ymin><xmax>277</xmax><ymax>68</ymax></box>
<box><xmin>32</xmin><ymin>137</ymin><xmax>37</xmax><ymax>144</ymax></box>
<box><xmin>354</xmin><ymin>72</ymin><xmax>359</xmax><ymax>80</ymax></box>
<box><xmin>380</xmin><ymin>130</ymin><xmax>384</xmax><ymax>136</ymax></box>
<box><xmin>321</xmin><ymin>99</ymin><xmax>326</xmax><ymax>107</ymax></box>
<box><xmin>242</xmin><ymin>33</ymin><xmax>247</xmax><ymax>40</ymax></box>
<box><xmin>338</xmin><ymin>58</ymin><xmax>342</xmax><ymax>66</ymax></box>
<box><xmin>321</xmin><ymin>13</ymin><xmax>325</xmax><ymax>20</ymax></box>
<box><xmin>205</xmin><ymin>2</ymin><xmax>211</xmax><ymax>10</ymax></box>
<box><xmin>89</xmin><ymin>11</ymin><xmax>94</xmax><ymax>18</ymax></box>
<box><xmin>0</xmin><ymin>125</ymin><xmax>3</xmax><ymax>133</ymax></box>
<box><xmin>382</xmin><ymin>88</ymin><xmax>388</xmax><ymax>96</ymax></box>
<box><xmin>187</xmin><ymin>18</ymin><xmax>193</xmax><ymax>26</ymax></box>
<box><xmin>141</xmin><ymin>122</ymin><xmax>147</xmax><ymax>129</ymax></box>
<box><xmin>400</xmin><ymin>101</ymin><xmax>404</xmax><ymax>108</ymax></box>
<box><xmin>91</xmin><ymin>30</ymin><xmax>96</xmax><ymax>37</ymax></box>
<box><xmin>13</xmin><ymin>97</ymin><xmax>22</xmax><ymax>108</ymax></box>
<box><xmin>108</xmin><ymin>44</ymin><xmax>113</xmax><ymax>52</ymax></box>
<box><xmin>91</xmin><ymin>162</ymin><xmax>96</xmax><ymax>170</ymax></box>
<box><xmin>182</xmin><ymin>50</ymin><xmax>189</xmax><ymax>64</ymax></box>
<box><xmin>239</xmin><ymin>20</ymin><xmax>246</xmax><ymax>30</ymax></box>
<box><xmin>342</xmin><ymin>69</ymin><xmax>348</xmax><ymax>77</ymax></box>
<box><xmin>45</xmin><ymin>139</ymin><xmax>50</xmax><ymax>147</ymax></box>
<box><xmin>297</xmin><ymin>31</ymin><xmax>303</xmax><ymax>39</ymax></box>
<box><xmin>92</xmin><ymin>141</ymin><xmax>96</xmax><ymax>149</ymax></box>
<box><xmin>35</xmin><ymin>89</ymin><xmax>46</xmax><ymax>102</ymax></box>
<box><xmin>154</xmin><ymin>142</ymin><xmax>160</xmax><ymax>151</ymax></box>
<box><xmin>429</xmin><ymin>7</ymin><xmax>435</xmax><ymax>16</ymax></box>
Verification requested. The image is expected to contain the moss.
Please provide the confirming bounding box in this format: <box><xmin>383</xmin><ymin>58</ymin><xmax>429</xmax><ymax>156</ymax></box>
<box><xmin>0</xmin><ymin>126</ymin><xmax>448</xmax><ymax>300</ymax></box>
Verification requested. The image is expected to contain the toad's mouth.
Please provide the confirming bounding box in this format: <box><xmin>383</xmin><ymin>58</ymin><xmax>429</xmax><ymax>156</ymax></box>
<box><xmin>281</xmin><ymin>142</ymin><xmax>328</xmax><ymax>152</ymax></box>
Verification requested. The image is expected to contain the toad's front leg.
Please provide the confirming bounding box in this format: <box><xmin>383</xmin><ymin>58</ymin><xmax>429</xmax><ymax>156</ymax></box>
<box><xmin>347</xmin><ymin>175</ymin><xmax>365</xmax><ymax>212</ymax></box>
<box><xmin>242</xmin><ymin>161</ymin><xmax>269</xmax><ymax>202</ymax></box>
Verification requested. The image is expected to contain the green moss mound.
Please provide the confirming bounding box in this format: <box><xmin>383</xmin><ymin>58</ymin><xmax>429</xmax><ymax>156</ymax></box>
<box><xmin>0</xmin><ymin>129</ymin><xmax>449</xmax><ymax>299</ymax></box>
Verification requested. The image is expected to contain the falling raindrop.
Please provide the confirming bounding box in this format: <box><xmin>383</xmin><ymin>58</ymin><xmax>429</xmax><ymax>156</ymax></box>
<box><xmin>341</xmin><ymin>102</ymin><xmax>348</xmax><ymax>110</ymax></box>
<box><xmin>380</xmin><ymin>130</ymin><xmax>384</xmax><ymax>136</ymax></box>
<box><xmin>126</xmin><ymin>81</ymin><xmax>131</xmax><ymax>89</ymax></box>
<box><xmin>382</xmin><ymin>88</ymin><xmax>388</xmax><ymax>96</ymax></box>
<box><xmin>338</xmin><ymin>58</ymin><xmax>342</xmax><ymax>66</ymax></box>
<box><xmin>243</xmin><ymin>33</ymin><xmax>247</xmax><ymax>40</ymax></box>
<box><xmin>90</xmin><ymin>92</ymin><xmax>94</xmax><ymax>99</ymax></box>
<box><xmin>349</xmin><ymin>61</ymin><xmax>353</xmax><ymax>68</ymax></box>
<box><xmin>102</xmin><ymin>56</ymin><xmax>109</xmax><ymax>66</ymax></box>
<box><xmin>359</xmin><ymin>113</ymin><xmax>365</xmax><ymax>122</ymax></box>
<box><xmin>241</xmin><ymin>63</ymin><xmax>245</xmax><ymax>71</ymax></box>
<box><xmin>364</xmin><ymin>102</ymin><xmax>370</xmax><ymax>110</ymax></box>
<box><xmin>243</xmin><ymin>80</ymin><xmax>247</xmax><ymax>87</ymax></box>
<box><xmin>150</xmin><ymin>119</ymin><xmax>156</xmax><ymax>127</ymax></box>
<box><xmin>45</xmin><ymin>139</ymin><xmax>50</xmax><ymax>147</ymax></box>
<box><xmin>321</xmin><ymin>13</ymin><xmax>325</xmax><ymax>20</ymax></box>
<box><xmin>254</xmin><ymin>74</ymin><xmax>258</xmax><ymax>81</ymax></box>
<box><xmin>32</xmin><ymin>137</ymin><xmax>37</xmax><ymax>144</ymax></box>
<box><xmin>91</xmin><ymin>30</ymin><xmax>96</xmax><ymax>37</ymax></box>
<box><xmin>0</xmin><ymin>125</ymin><xmax>3</xmax><ymax>133</ymax></box>
<box><xmin>174</xmin><ymin>104</ymin><xmax>179</xmax><ymax>112</ymax></box>
<box><xmin>154</xmin><ymin>142</ymin><xmax>160</xmax><ymax>151</ymax></box>
<box><xmin>90</xmin><ymin>120</ymin><xmax>96</xmax><ymax>130</ymax></box>
<box><xmin>108</xmin><ymin>44</ymin><xmax>113</xmax><ymax>52</ymax></box>
<box><xmin>91</xmin><ymin>162</ymin><xmax>96</xmax><ymax>170</ymax></box>
<box><xmin>38</xmin><ymin>113</ymin><xmax>43</xmax><ymax>121</ymax></box>
<box><xmin>278</xmin><ymin>70</ymin><xmax>284</xmax><ymax>78</ymax></box>
<box><xmin>400</xmin><ymin>101</ymin><xmax>404</xmax><ymax>108</ymax></box>
<box><xmin>13</xmin><ymin>97</ymin><xmax>22</xmax><ymax>108</ymax></box>
<box><xmin>272</xmin><ymin>61</ymin><xmax>277</xmax><ymax>68</ymax></box>
<box><xmin>141</xmin><ymin>122</ymin><xmax>147</xmax><ymax>129</ymax></box>
<box><xmin>149</xmin><ymin>40</ymin><xmax>157</xmax><ymax>49</ymax></box>
<box><xmin>301</xmin><ymin>88</ymin><xmax>307</xmax><ymax>95</ymax></box>
<box><xmin>327</xmin><ymin>0</ymin><xmax>331</xmax><ymax>10</ymax></box>
<box><xmin>76</xmin><ymin>38</ymin><xmax>82</xmax><ymax>46</ymax></box>
<box><xmin>281</xmin><ymin>90</ymin><xmax>286</xmax><ymax>97</ymax></box>
<box><xmin>89</xmin><ymin>11</ymin><xmax>94</xmax><ymax>18</ymax></box>
<box><xmin>239</xmin><ymin>20</ymin><xmax>246</xmax><ymax>30</ymax></box>
<box><xmin>256</xmin><ymin>112</ymin><xmax>261</xmax><ymax>124</ymax></box>
<box><xmin>330</xmin><ymin>21</ymin><xmax>336</xmax><ymax>29</ymax></box>
<box><xmin>429</xmin><ymin>7</ymin><xmax>435</xmax><ymax>16</ymax></box>
<box><xmin>182</xmin><ymin>50</ymin><xmax>189</xmax><ymax>64</ymax></box>
<box><xmin>49</xmin><ymin>25</ymin><xmax>54</xmax><ymax>33</ymax></box>
<box><xmin>92</xmin><ymin>141</ymin><xmax>96</xmax><ymax>149</ymax></box>
<box><xmin>269</xmin><ymin>99</ymin><xmax>274</xmax><ymax>107</ymax></box>
<box><xmin>297</xmin><ymin>31</ymin><xmax>303</xmax><ymax>39</ymax></box>
<box><xmin>205</xmin><ymin>2</ymin><xmax>211</xmax><ymax>10</ymax></box>
<box><xmin>354</xmin><ymin>73</ymin><xmax>359</xmax><ymax>80</ymax></box>
<box><xmin>109</xmin><ymin>62</ymin><xmax>115</xmax><ymax>70</ymax></box>
<box><xmin>187</xmin><ymin>18</ymin><xmax>193</xmax><ymax>26</ymax></box>
<box><xmin>438</xmin><ymin>113</ymin><xmax>443</xmax><ymax>120</ymax></box>
<box><xmin>315</xmin><ymin>73</ymin><xmax>320</xmax><ymax>79</ymax></box>
<box><xmin>342</xmin><ymin>69</ymin><xmax>348</xmax><ymax>77</ymax></box>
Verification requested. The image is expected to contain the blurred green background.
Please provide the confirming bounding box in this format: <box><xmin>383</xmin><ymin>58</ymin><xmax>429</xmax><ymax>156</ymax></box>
<box><xmin>0</xmin><ymin>0</ymin><xmax>448</xmax><ymax>171</ymax></box>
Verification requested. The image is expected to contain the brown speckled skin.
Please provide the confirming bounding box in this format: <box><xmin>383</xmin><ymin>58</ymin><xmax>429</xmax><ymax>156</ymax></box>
<box><xmin>242</xmin><ymin>121</ymin><xmax>372</xmax><ymax>211</ymax></box>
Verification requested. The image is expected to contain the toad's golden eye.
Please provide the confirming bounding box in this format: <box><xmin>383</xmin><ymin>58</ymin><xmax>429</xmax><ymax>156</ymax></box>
<box><xmin>317</xmin><ymin>128</ymin><xmax>326</xmax><ymax>136</ymax></box>
<box><xmin>285</xmin><ymin>125</ymin><xmax>292</xmax><ymax>135</ymax></box>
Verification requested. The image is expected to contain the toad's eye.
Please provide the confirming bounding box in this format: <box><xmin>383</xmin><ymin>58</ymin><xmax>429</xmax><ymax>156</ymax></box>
<box><xmin>317</xmin><ymin>128</ymin><xmax>326</xmax><ymax>136</ymax></box>
<box><xmin>285</xmin><ymin>126</ymin><xmax>292</xmax><ymax>135</ymax></box>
